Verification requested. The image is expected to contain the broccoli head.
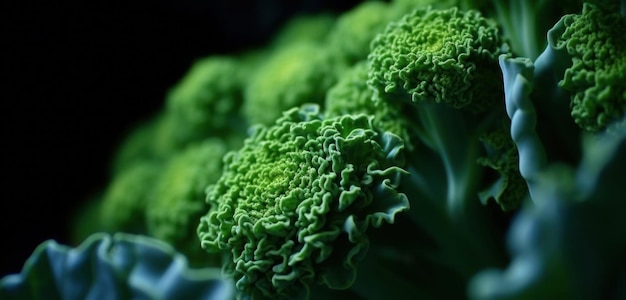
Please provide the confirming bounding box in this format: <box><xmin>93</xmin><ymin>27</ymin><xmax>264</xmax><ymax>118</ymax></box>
<box><xmin>368</xmin><ymin>6</ymin><xmax>506</xmax><ymax>113</ymax></box>
<box><xmin>556</xmin><ymin>1</ymin><xmax>626</xmax><ymax>133</ymax></box>
<box><xmin>197</xmin><ymin>104</ymin><xmax>409</xmax><ymax>299</ymax></box>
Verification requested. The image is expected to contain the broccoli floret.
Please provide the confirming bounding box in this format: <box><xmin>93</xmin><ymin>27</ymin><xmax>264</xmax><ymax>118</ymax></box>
<box><xmin>368</xmin><ymin>6</ymin><xmax>505</xmax><ymax>113</ymax></box>
<box><xmin>145</xmin><ymin>139</ymin><xmax>228</xmax><ymax>267</ymax></box>
<box><xmin>110</xmin><ymin>112</ymin><xmax>212</xmax><ymax>174</ymax></box>
<box><xmin>0</xmin><ymin>233</ymin><xmax>236</xmax><ymax>300</ymax></box>
<box><xmin>197</xmin><ymin>104</ymin><xmax>409</xmax><ymax>299</ymax></box>
<box><xmin>166</xmin><ymin>55</ymin><xmax>248</xmax><ymax>140</ymax></box>
<box><xmin>242</xmin><ymin>42</ymin><xmax>342</xmax><ymax>126</ymax></box>
<box><xmin>556</xmin><ymin>2</ymin><xmax>626</xmax><ymax>132</ymax></box>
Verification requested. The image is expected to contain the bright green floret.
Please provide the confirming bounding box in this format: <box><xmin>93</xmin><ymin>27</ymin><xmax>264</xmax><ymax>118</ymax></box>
<box><xmin>146</xmin><ymin>139</ymin><xmax>228</xmax><ymax>266</ymax></box>
<box><xmin>166</xmin><ymin>55</ymin><xmax>247</xmax><ymax>139</ymax></box>
<box><xmin>197</xmin><ymin>104</ymin><xmax>409</xmax><ymax>300</ymax></box>
<box><xmin>556</xmin><ymin>2</ymin><xmax>626</xmax><ymax>133</ymax></box>
<box><xmin>368</xmin><ymin>6</ymin><xmax>506</xmax><ymax>112</ymax></box>
<box><xmin>243</xmin><ymin>42</ymin><xmax>341</xmax><ymax>126</ymax></box>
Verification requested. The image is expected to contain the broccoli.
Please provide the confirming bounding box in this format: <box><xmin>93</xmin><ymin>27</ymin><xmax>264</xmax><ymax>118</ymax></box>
<box><xmin>392</xmin><ymin>0</ymin><xmax>461</xmax><ymax>12</ymax></box>
<box><xmin>197</xmin><ymin>104</ymin><xmax>409</xmax><ymax>299</ymax></box>
<box><xmin>6</xmin><ymin>2</ymin><xmax>626</xmax><ymax>300</ymax></box>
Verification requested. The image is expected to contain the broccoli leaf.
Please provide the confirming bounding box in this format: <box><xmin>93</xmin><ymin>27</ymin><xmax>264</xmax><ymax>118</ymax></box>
<box><xmin>0</xmin><ymin>233</ymin><xmax>235</xmax><ymax>300</ymax></box>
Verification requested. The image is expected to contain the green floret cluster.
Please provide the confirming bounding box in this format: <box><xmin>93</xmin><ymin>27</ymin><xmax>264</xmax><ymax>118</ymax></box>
<box><xmin>557</xmin><ymin>2</ymin><xmax>626</xmax><ymax>133</ymax></box>
<box><xmin>368</xmin><ymin>6</ymin><xmax>505</xmax><ymax>112</ymax></box>
<box><xmin>24</xmin><ymin>2</ymin><xmax>626</xmax><ymax>300</ymax></box>
<box><xmin>198</xmin><ymin>105</ymin><xmax>409</xmax><ymax>299</ymax></box>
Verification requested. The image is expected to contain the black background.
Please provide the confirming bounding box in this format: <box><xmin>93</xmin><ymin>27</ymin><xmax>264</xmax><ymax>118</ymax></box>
<box><xmin>2</xmin><ymin>0</ymin><xmax>361</xmax><ymax>277</ymax></box>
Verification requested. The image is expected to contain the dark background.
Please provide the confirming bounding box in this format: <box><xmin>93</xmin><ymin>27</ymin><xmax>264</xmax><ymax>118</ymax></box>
<box><xmin>2</xmin><ymin>0</ymin><xmax>361</xmax><ymax>277</ymax></box>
